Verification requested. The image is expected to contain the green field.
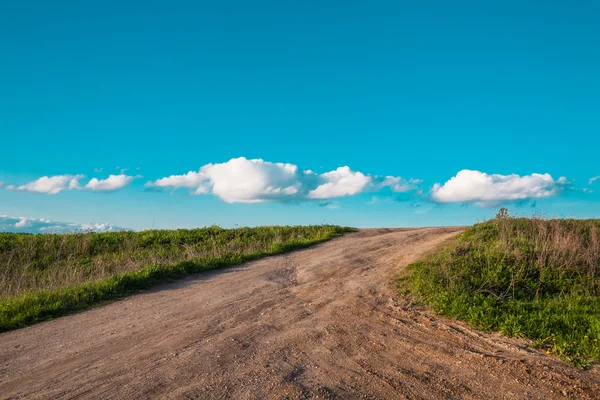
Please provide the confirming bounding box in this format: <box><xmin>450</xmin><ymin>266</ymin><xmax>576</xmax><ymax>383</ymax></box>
<box><xmin>403</xmin><ymin>210</ymin><xmax>600</xmax><ymax>368</ymax></box>
<box><xmin>0</xmin><ymin>225</ymin><xmax>352</xmax><ymax>332</ymax></box>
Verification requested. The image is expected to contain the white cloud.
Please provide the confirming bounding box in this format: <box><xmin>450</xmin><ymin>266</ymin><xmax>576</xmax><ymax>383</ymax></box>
<box><xmin>15</xmin><ymin>217</ymin><xmax>30</xmax><ymax>228</ymax></box>
<box><xmin>147</xmin><ymin>157</ymin><xmax>422</xmax><ymax>203</ymax></box>
<box><xmin>147</xmin><ymin>157</ymin><xmax>302</xmax><ymax>203</ymax></box>
<box><xmin>8</xmin><ymin>173</ymin><xmax>138</xmax><ymax>194</ymax></box>
<box><xmin>0</xmin><ymin>215</ymin><xmax>126</xmax><ymax>234</ymax></box>
<box><xmin>200</xmin><ymin>157</ymin><xmax>301</xmax><ymax>203</ymax></box>
<box><xmin>589</xmin><ymin>176</ymin><xmax>600</xmax><ymax>185</ymax></box>
<box><xmin>150</xmin><ymin>171</ymin><xmax>209</xmax><ymax>194</ymax></box>
<box><xmin>431</xmin><ymin>170</ymin><xmax>567</xmax><ymax>206</ymax></box>
<box><xmin>94</xmin><ymin>168</ymin><xmax>103</xmax><ymax>173</ymax></box>
<box><xmin>204</xmin><ymin>158</ymin><xmax>300</xmax><ymax>203</ymax></box>
<box><xmin>307</xmin><ymin>166</ymin><xmax>371</xmax><ymax>199</ymax></box>
<box><xmin>9</xmin><ymin>174</ymin><xmax>85</xmax><ymax>194</ymax></box>
<box><xmin>84</xmin><ymin>174</ymin><xmax>140</xmax><ymax>192</ymax></box>
<box><xmin>78</xmin><ymin>222</ymin><xmax>115</xmax><ymax>231</ymax></box>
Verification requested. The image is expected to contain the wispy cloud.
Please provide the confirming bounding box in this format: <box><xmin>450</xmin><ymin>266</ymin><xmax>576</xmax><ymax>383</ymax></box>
<box><xmin>366</xmin><ymin>196</ymin><xmax>378</xmax><ymax>205</ymax></box>
<box><xmin>84</xmin><ymin>174</ymin><xmax>141</xmax><ymax>192</ymax></box>
<box><xmin>7</xmin><ymin>174</ymin><xmax>85</xmax><ymax>194</ymax></box>
<box><xmin>378</xmin><ymin>176</ymin><xmax>423</xmax><ymax>193</ymax></box>
<box><xmin>589</xmin><ymin>176</ymin><xmax>600</xmax><ymax>185</ymax></box>
<box><xmin>6</xmin><ymin>173</ymin><xmax>139</xmax><ymax>194</ymax></box>
<box><xmin>146</xmin><ymin>157</ymin><xmax>422</xmax><ymax>203</ymax></box>
<box><xmin>431</xmin><ymin>170</ymin><xmax>568</xmax><ymax>207</ymax></box>
<box><xmin>0</xmin><ymin>215</ymin><xmax>127</xmax><ymax>234</ymax></box>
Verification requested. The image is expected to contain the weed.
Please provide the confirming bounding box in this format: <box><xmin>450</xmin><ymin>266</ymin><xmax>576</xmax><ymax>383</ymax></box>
<box><xmin>0</xmin><ymin>225</ymin><xmax>353</xmax><ymax>332</ymax></box>
<box><xmin>404</xmin><ymin>211</ymin><xmax>600</xmax><ymax>367</ymax></box>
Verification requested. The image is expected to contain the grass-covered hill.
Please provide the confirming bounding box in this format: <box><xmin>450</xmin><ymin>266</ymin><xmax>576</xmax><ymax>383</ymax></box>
<box><xmin>404</xmin><ymin>210</ymin><xmax>600</xmax><ymax>367</ymax></box>
<box><xmin>0</xmin><ymin>225</ymin><xmax>352</xmax><ymax>332</ymax></box>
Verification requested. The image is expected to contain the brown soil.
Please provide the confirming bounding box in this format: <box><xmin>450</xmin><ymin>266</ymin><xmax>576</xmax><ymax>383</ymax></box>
<box><xmin>1</xmin><ymin>228</ymin><xmax>599</xmax><ymax>399</ymax></box>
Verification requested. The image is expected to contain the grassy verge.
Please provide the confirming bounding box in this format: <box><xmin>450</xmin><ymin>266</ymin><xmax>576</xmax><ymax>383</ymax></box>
<box><xmin>403</xmin><ymin>210</ymin><xmax>600</xmax><ymax>368</ymax></box>
<box><xmin>0</xmin><ymin>225</ymin><xmax>353</xmax><ymax>332</ymax></box>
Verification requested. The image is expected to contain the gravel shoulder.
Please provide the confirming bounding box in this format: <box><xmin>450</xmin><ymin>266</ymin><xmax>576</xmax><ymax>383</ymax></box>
<box><xmin>1</xmin><ymin>228</ymin><xmax>599</xmax><ymax>399</ymax></box>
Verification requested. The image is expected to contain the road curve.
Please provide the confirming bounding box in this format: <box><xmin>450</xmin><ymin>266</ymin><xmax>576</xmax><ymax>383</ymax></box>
<box><xmin>1</xmin><ymin>228</ymin><xmax>599</xmax><ymax>399</ymax></box>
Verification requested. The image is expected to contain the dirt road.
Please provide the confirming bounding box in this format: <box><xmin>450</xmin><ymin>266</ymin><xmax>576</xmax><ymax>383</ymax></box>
<box><xmin>1</xmin><ymin>228</ymin><xmax>599</xmax><ymax>399</ymax></box>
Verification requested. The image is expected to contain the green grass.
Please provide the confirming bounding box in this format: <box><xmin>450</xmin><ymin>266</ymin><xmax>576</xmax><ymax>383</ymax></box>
<box><xmin>0</xmin><ymin>225</ymin><xmax>353</xmax><ymax>332</ymax></box>
<box><xmin>403</xmin><ymin>210</ymin><xmax>600</xmax><ymax>368</ymax></box>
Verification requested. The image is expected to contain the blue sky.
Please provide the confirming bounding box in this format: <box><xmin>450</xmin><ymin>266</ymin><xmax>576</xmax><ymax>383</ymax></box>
<box><xmin>1</xmin><ymin>1</ymin><xmax>599</xmax><ymax>232</ymax></box>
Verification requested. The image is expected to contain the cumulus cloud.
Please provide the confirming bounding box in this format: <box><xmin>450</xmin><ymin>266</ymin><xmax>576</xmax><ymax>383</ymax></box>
<box><xmin>84</xmin><ymin>174</ymin><xmax>140</xmax><ymax>192</ymax></box>
<box><xmin>15</xmin><ymin>217</ymin><xmax>30</xmax><ymax>228</ymax></box>
<box><xmin>307</xmin><ymin>167</ymin><xmax>371</xmax><ymax>199</ymax></box>
<box><xmin>0</xmin><ymin>215</ymin><xmax>126</xmax><ymax>234</ymax></box>
<box><xmin>8</xmin><ymin>174</ymin><xmax>85</xmax><ymax>194</ymax></box>
<box><xmin>150</xmin><ymin>171</ymin><xmax>209</xmax><ymax>194</ymax></box>
<box><xmin>148</xmin><ymin>158</ymin><xmax>300</xmax><ymax>202</ymax></box>
<box><xmin>147</xmin><ymin>157</ymin><xmax>421</xmax><ymax>203</ymax></box>
<box><xmin>205</xmin><ymin>158</ymin><xmax>301</xmax><ymax>203</ymax></box>
<box><xmin>589</xmin><ymin>176</ymin><xmax>600</xmax><ymax>185</ymax></box>
<box><xmin>431</xmin><ymin>170</ymin><xmax>568</xmax><ymax>206</ymax></box>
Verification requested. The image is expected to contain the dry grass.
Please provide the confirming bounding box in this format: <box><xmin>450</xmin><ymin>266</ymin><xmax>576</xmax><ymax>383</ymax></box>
<box><xmin>491</xmin><ymin>211</ymin><xmax>600</xmax><ymax>298</ymax></box>
<box><xmin>0</xmin><ymin>226</ymin><xmax>349</xmax><ymax>299</ymax></box>
<box><xmin>405</xmin><ymin>210</ymin><xmax>600</xmax><ymax>367</ymax></box>
<box><xmin>0</xmin><ymin>225</ymin><xmax>352</xmax><ymax>332</ymax></box>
